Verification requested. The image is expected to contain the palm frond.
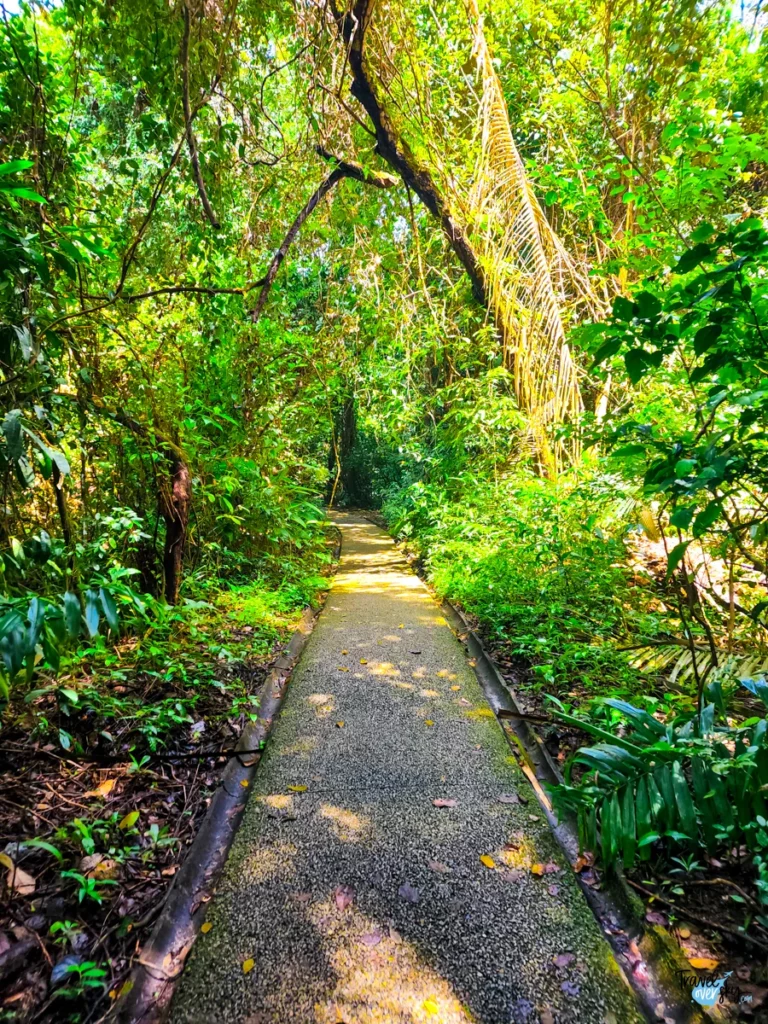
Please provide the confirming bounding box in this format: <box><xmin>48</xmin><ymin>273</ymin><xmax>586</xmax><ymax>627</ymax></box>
<box><xmin>461</xmin><ymin>0</ymin><xmax>605</xmax><ymax>470</ymax></box>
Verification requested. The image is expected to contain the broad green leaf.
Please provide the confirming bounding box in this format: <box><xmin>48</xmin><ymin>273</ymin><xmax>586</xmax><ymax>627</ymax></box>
<box><xmin>84</xmin><ymin>590</ymin><xmax>101</xmax><ymax>638</ymax></box>
<box><xmin>666</xmin><ymin>540</ymin><xmax>691</xmax><ymax>578</ymax></box>
<box><xmin>63</xmin><ymin>592</ymin><xmax>81</xmax><ymax>638</ymax></box>
<box><xmin>0</xmin><ymin>160</ymin><xmax>34</xmax><ymax>176</ymax></box>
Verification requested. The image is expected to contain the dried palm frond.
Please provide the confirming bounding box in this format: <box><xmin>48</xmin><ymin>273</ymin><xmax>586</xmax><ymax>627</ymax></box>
<box><xmin>460</xmin><ymin>0</ymin><xmax>604</xmax><ymax>470</ymax></box>
<box><xmin>627</xmin><ymin>643</ymin><xmax>768</xmax><ymax>687</ymax></box>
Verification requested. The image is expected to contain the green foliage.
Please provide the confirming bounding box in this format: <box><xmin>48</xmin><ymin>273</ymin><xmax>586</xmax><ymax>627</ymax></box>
<box><xmin>384</xmin><ymin>470</ymin><xmax>658</xmax><ymax>695</ymax></box>
<box><xmin>551</xmin><ymin>683</ymin><xmax>768</xmax><ymax>920</ymax></box>
<box><xmin>589</xmin><ymin>219</ymin><xmax>768</xmax><ymax>589</ymax></box>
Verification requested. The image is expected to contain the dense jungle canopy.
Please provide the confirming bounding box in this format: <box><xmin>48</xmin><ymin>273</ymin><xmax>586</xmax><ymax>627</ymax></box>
<box><xmin>1</xmin><ymin>0</ymin><xmax>768</xmax><ymax>1018</ymax></box>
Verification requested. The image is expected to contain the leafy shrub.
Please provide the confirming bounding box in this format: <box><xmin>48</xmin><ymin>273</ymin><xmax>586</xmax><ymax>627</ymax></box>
<box><xmin>551</xmin><ymin>681</ymin><xmax>768</xmax><ymax>921</ymax></box>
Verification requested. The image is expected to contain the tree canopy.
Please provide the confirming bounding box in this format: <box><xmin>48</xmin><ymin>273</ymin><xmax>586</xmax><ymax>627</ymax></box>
<box><xmin>0</xmin><ymin>0</ymin><xmax>767</xmax><ymax>1016</ymax></box>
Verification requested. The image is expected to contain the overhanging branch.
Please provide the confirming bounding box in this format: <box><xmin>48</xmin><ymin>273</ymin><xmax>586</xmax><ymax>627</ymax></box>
<box><xmin>248</xmin><ymin>146</ymin><xmax>397</xmax><ymax>323</ymax></box>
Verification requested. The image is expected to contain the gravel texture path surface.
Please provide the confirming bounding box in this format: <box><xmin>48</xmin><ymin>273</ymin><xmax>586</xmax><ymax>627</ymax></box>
<box><xmin>169</xmin><ymin>513</ymin><xmax>641</xmax><ymax>1024</ymax></box>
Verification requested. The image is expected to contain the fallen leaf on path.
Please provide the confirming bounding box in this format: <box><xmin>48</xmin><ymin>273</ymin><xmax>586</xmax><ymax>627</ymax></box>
<box><xmin>498</xmin><ymin>793</ymin><xmax>519</xmax><ymax>804</ymax></box>
<box><xmin>548</xmin><ymin>884</ymin><xmax>560</xmax><ymax>896</ymax></box>
<box><xmin>480</xmin><ymin>854</ymin><xmax>495</xmax><ymax>869</ymax></box>
<box><xmin>428</xmin><ymin>860</ymin><xmax>452</xmax><ymax>874</ymax></box>
<box><xmin>334</xmin><ymin>884</ymin><xmax>355</xmax><ymax>910</ymax></box>
<box><xmin>573</xmin><ymin>852</ymin><xmax>594</xmax><ymax>872</ymax></box>
<box><xmin>688</xmin><ymin>957</ymin><xmax>719</xmax><ymax>971</ymax></box>
<box><xmin>432</xmin><ymin>798</ymin><xmax>457</xmax><ymax>808</ymax></box>
<box><xmin>200</xmin><ymin>922</ymin><xmax>212</xmax><ymax>934</ymax></box>
<box><xmin>119</xmin><ymin>810</ymin><xmax>139</xmax><ymax>830</ymax></box>
<box><xmin>242</xmin><ymin>958</ymin><xmax>255</xmax><ymax>974</ymax></box>
<box><xmin>451</xmin><ymin>685</ymin><xmax>461</xmax><ymax>691</ymax></box>
<box><xmin>338</xmin><ymin>666</ymin><xmax>350</xmax><ymax>672</ymax></box>
<box><xmin>678</xmin><ymin>926</ymin><xmax>691</xmax><ymax>939</ymax></box>
<box><xmin>360</xmin><ymin>930</ymin><xmax>383</xmax><ymax>946</ymax></box>
<box><xmin>554</xmin><ymin>953</ymin><xmax>575</xmax><ymax>968</ymax></box>
<box><xmin>0</xmin><ymin>854</ymin><xmax>35</xmax><ymax>895</ymax></box>
<box><xmin>500</xmin><ymin>869</ymin><xmax>523</xmax><ymax>883</ymax></box>
<box><xmin>425</xmin><ymin>719</ymin><xmax>434</xmax><ymax>726</ymax></box>
<box><xmin>398</xmin><ymin>882</ymin><xmax>420</xmax><ymax>903</ymax></box>
<box><xmin>359</xmin><ymin>659</ymin><xmax>368</xmax><ymax>665</ymax></box>
<box><xmin>287</xmin><ymin>785</ymin><xmax>307</xmax><ymax>792</ymax></box>
<box><xmin>341</xmin><ymin>650</ymin><xmax>348</xmax><ymax>655</ymax></box>
<box><xmin>561</xmin><ymin>981</ymin><xmax>581</xmax><ymax>997</ymax></box>
<box><xmin>240</xmin><ymin>780</ymin><xmax>249</xmax><ymax>788</ymax></box>
<box><xmin>335</xmin><ymin>721</ymin><xmax>345</xmax><ymax>728</ymax></box>
<box><xmin>84</xmin><ymin>779</ymin><xmax>116</xmax><ymax>799</ymax></box>
<box><xmin>398</xmin><ymin>624</ymin><xmax>404</xmax><ymax>628</ymax></box>
<box><xmin>459</xmin><ymin>699</ymin><xmax>471</xmax><ymax>706</ymax></box>
<box><xmin>544</xmin><ymin>862</ymin><xmax>561</xmax><ymax>874</ymax></box>
<box><xmin>528</xmin><ymin>814</ymin><xmax>540</xmax><ymax>822</ymax></box>
<box><xmin>530</xmin><ymin>863</ymin><xmax>545</xmax><ymax>876</ymax></box>
<box><xmin>540</xmin><ymin>1009</ymin><xmax>554</xmax><ymax>1024</ymax></box>
<box><xmin>422</xmin><ymin>1000</ymin><xmax>439</xmax><ymax>1016</ymax></box>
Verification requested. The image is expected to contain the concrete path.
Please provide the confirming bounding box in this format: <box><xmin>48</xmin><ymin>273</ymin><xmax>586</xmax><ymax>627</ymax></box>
<box><xmin>170</xmin><ymin>514</ymin><xmax>640</xmax><ymax>1024</ymax></box>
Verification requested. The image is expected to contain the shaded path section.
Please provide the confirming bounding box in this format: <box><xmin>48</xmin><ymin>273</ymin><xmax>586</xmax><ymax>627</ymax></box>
<box><xmin>170</xmin><ymin>513</ymin><xmax>640</xmax><ymax>1024</ymax></box>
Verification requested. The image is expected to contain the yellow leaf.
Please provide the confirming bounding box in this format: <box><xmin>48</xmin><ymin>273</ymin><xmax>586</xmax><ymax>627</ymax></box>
<box><xmin>240</xmin><ymin>779</ymin><xmax>249</xmax><ymax>788</ymax></box>
<box><xmin>423</xmin><ymin>999</ymin><xmax>440</xmax><ymax>1015</ymax></box>
<box><xmin>688</xmin><ymin>957</ymin><xmax>719</xmax><ymax>971</ymax></box>
<box><xmin>242</xmin><ymin>958</ymin><xmax>255</xmax><ymax>974</ymax></box>
<box><xmin>360</xmin><ymin>659</ymin><xmax>368</xmax><ymax>665</ymax></box>
<box><xmin>288</xmin><ymin>785</ymin><xmax>307</xmax><ymax>792</ymax></box>
<box><xmin>0</xmin><ymin>854</ymin><xmax>13</xmax><ymax>871</ymax></box>
<box><xmin>85</xmin><ymin>778</ymin><xmax>116</xmax><ymax>800</ymax></box>
<box><xmin>341</xmin><ymin>650</ymin><xmax>348</xmax><ymax>655</ymax></box>
<box><xmin>678</xmin><ymin>926</ymin><xmax>691</xmax><ymax>939</ymax></box>
<box><xmin>338</xmin><ymin>666</ymin><xmax>349</xmax><ymax>672</ymax></box>
<box><xmin>425</xmin><ymin>719</ymin><xmax>434</xmax><ymax>726</ymax></box>
<box><xmin>119</xmin><ymin>810</ymin><xmax>139</xmax><ymax>830</ymax></box>
<box><xmin>451</xmin><ymin>685</ymin><xmax>461</xmax><ymax>691</ymax></box>
<box><xmin>531</xmin><ymin>863</ymin><xmax>545</xmax><ymax>876</ymax></box>
<box><xmin>200</xmin><ymin>922</ymin><xmax>213</xmax><ymax>934</ymax></box>
<box><xmin>335</xmin><ymin>721</ymin><xmax>345</xmax><ymax>728</ymax></box>
<box><xmin>480</xmin><ymin>854</ymin><xmax>495</xmax><ymax>869</ymax></box>
<box><xmin>398</xmin><ymin>624</ymin><xmax>404</xmax><ymax>628</ymax></box>
<box><xmin>92</xmin><ymin>857</ymin><xmax>118</xmax><ymax>880</ymax></box>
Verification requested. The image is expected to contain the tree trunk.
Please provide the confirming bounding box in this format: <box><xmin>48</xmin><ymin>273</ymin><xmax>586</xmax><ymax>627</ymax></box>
<box><xmin>161</xmin><ymin>456</ymin><xmax>192</xmax><ymax>605</ymax></box>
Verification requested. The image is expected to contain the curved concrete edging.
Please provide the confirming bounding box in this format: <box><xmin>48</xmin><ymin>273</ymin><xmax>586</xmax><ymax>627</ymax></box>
<box><xmin>438</xmin><ymin>597</ymin><xmax>708</xmax><ymax>1024</ymax></box>
<box><xmin>112</xmin><ymin>591</ymin><xmax>332</xmax><ymax>1024</ymax></box>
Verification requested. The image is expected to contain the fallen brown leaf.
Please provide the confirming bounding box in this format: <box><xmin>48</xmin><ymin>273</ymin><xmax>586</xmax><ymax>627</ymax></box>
<box><xmin>334</xmin><ymin>884</ymin><xmax>355</xmax><ymax>911</ymax></box>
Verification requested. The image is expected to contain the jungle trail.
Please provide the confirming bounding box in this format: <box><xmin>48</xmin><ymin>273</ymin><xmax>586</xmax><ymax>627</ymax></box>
<box><xmin>0</xmin><ymin>0</ymin><xmax>767</xmax><ymax>1021</ymax></box>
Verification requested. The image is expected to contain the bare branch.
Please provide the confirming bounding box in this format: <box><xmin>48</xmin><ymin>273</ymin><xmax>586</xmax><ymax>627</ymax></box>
<box><xmin>181</xmin><ymin>3</ymin><xmax>220</xmax><ymax>228</ymax></box>
<box><xmin>249</xmin><ymin>146</ymin><xmax>397</xmax><ymax>324</ymax></box>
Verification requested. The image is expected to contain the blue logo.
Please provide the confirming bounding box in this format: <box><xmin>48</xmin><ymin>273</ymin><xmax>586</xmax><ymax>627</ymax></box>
<box><xmin>691</xmin><ymin>972</ymin><xmax>732</xmax><ymax>1008</ymax></box>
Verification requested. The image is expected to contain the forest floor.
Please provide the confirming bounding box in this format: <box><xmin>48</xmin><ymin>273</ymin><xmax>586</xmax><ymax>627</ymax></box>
<box><xmin>0</xmin><ymin>571</ymin><xmax>333</xmax><ymax>1023</ymax></box>
<box><xmin>169</xmin><ymin>513</ymin><xmax>639</xmax><ymax>1024</ymax></box>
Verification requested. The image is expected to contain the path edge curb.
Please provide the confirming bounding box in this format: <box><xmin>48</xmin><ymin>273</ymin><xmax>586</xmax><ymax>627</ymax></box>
<box><xmin>111</xmin><ymin>534</ymin><xmax>341</xmax><ymax>1024</ymax></box>
<box><xmin>439</xmin><ymin>595</ymin><xmax>708</xmax><ymax>1024</ymax></box>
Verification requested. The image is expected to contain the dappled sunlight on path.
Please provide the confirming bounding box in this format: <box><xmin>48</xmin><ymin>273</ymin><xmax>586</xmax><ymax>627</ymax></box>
<box><xmin>169</xmin><ymin>514</ymin><xmax>640</xmax><ymax>1024</ymax></box>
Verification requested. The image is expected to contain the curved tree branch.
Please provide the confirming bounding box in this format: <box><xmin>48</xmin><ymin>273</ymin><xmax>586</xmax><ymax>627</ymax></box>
<box><xmin>330</xmin><ymin>0</ymin><xmax>488</xmax><ymax>304</ymax></box>
<box><xmin>181</xmin><ymin>3</ymin><xmax>220</xmax><ymax>229</ymax></box>
<box><xmin>249</xmin><ymin>146</ymin><xmax>397</xmax><ymax>323</ymax></box>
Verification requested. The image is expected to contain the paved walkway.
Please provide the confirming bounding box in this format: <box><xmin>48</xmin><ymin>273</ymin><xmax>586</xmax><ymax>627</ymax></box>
<box><xmin>170</xmin><ymin>514</ymin><xmax>640</xmax><ymax>1024</ymax></box>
